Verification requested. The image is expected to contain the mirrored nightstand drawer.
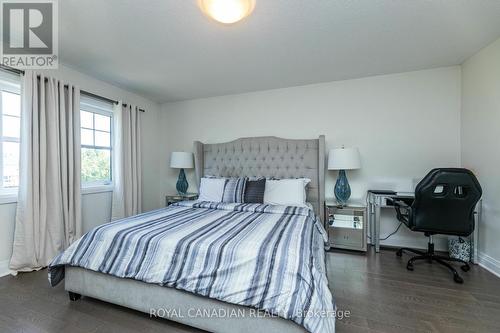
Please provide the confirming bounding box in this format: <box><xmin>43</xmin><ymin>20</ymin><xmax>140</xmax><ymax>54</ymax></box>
<box><xmin>325</xmin><ymin>203</ymin><xmax>367</xmax><ymax>252</ymax></box>
<box><xmin>165</xmin><ymin>193</ymin><xmax>198</xmax><ymax>206</ymax></box>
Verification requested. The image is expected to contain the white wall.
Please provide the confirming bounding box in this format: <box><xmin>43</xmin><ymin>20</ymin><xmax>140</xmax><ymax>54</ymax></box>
<box><xmin>161</xmin><ymin>66</ymin><xmax>462</xmax><ymax>251</ymax></box>
<box><xmin>0</xmin><ymin>64</ymin><xmax>163</xmax><ymax>276</ymax></box>
<box><xmin>462</xmin><ymin>37</ymin><xmax>500</xmax><ymax>276</ymax></box>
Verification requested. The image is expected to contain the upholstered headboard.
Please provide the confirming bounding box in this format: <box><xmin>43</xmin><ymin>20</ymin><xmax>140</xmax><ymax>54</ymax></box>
<box><xmin>193</xmin><ymin>136</ymin><xmax>325</xmax><ymax>222</ymax></box>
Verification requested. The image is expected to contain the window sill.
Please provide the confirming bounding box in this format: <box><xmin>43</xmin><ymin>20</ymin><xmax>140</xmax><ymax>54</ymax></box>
<box><xmin>0</xmin><ymin>186</ymin><xmax>114</xmax><ymax>204</ymax></box>
<box><xmin>0</xmin><ymin>193</ymin><xmax>18</xmax><ymax>205</ymax></box>
<box><xmin>81</xmin><ymin>185</ymin><xmax>114</xmax><ymax>195</ymax></box>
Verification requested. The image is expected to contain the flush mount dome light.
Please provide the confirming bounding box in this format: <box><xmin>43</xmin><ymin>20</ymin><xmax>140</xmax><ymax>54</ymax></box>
<box><xmin>198</xmin><ymin>0</ymin><xmax>256</xmax><ymax>24</ymax></box>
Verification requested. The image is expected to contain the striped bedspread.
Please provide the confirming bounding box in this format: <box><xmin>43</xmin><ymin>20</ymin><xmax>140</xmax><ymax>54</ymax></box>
<box><xmin>48</xmin><ymin>201</ymin><xmax>335</xmax><ymax>333</ymax></box>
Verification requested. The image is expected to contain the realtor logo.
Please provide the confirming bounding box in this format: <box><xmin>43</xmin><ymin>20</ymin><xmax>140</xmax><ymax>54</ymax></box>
<box><xmin>1</xmin><ymin>0</ymin><xmax>58</xmax><ymax>68</ymax></box>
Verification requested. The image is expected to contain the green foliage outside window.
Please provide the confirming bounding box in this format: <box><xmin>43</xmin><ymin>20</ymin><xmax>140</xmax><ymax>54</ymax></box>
<box><xmin>81</xmin><ymin>148</ymin><xmax>111</xmax><ymax>183</ymax></box>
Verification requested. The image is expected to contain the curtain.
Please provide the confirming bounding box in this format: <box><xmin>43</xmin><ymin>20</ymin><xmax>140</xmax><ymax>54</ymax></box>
<box><xmin>111</xmin><ymin>103</ymin><xmax>142</xmax><ymax>220</ymax></box>
<box><xmin>10</xmin><ymin>71</ymin><xmax>82</xmax><ymax>272</ymax></box>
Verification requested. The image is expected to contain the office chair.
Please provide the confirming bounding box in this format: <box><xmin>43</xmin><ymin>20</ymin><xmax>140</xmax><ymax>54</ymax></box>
<box><xmin>392</xmin><ymin>168</ymin><xmax>482</xmax><ymax>283</ymax></box>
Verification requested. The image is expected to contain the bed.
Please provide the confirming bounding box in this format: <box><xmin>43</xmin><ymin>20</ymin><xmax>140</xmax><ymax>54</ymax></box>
<box><xmin>49</xmin><ymin>136</ymin><xmax>333</xmax><ymax>333</ymax></box>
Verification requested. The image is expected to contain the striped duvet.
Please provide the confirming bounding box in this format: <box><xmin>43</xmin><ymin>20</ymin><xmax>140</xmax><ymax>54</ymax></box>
<box><xmin>49</xmin><ymin>201</ymin><xmax>335</xmax><ymax>333</ymax></box>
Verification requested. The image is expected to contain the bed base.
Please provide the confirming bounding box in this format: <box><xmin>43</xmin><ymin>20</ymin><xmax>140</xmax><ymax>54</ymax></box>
<box><xmin>65</xmin><ymin>266</ymin><xmax>307</xmax><ymax>333</ymax></box>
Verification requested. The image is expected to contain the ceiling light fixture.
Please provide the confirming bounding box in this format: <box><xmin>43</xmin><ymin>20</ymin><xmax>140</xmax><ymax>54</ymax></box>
<box><xmin>197</xmin><ymin>0</ymin><xmax>256</xmax><ymax>24</ymax></box>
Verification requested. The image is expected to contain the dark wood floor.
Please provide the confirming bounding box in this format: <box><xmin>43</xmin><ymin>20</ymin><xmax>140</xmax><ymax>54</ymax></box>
<box><xmin>1</xmin><ymin>248</ymin><xmax>499</xmax><ymax>333</ymax></box>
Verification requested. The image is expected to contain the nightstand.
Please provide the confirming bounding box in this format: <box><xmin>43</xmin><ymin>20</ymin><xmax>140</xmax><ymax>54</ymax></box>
<box><xmin>165</xmin><ymin>193</ymin><xmax>198</xmax><ymax>206</ymax></box>
<box><xmin>325</xmin><ymin>202</ymin><xmax>367</xmax><ymax>252</ymax></box>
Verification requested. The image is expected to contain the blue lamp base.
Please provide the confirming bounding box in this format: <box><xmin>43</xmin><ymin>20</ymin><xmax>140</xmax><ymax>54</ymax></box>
<box><xmin>334</xmin><ymin>169</ymin><xmax>351</xmax><ymax>207</ymax></box>
<box><xmin>176</xmin><ymin>168</ymin><xmax>189</xmax><ymax>195</ymax></box>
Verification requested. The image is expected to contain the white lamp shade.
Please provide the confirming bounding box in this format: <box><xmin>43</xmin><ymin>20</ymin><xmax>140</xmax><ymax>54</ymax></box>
<box><xmin>170</xmin><ymin>152</ymin><xmax>194</xmax><ymax>169</ymax></box>
<box><xmin>328</xmin><ymin>147</ymin><xmax>361</xmax><ymax>170</ymax></box>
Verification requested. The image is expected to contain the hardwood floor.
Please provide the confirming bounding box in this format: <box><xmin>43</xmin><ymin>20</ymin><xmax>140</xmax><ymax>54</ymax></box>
<box><xmin>1</xmin><ymin>248</ymin><xmax>499</xmax><ymax>333</ymax></box>
<box><xmin>329</xmin><ymin>249</ymin><xmax>500</xmax><ymax>333</ymax></box>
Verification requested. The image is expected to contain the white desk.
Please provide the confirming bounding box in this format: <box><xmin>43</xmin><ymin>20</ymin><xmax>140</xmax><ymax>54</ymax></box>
<box><xmin>366</xmin><ymin>191</ymin><xmax>482</xmax><ymax>264</ymax></box>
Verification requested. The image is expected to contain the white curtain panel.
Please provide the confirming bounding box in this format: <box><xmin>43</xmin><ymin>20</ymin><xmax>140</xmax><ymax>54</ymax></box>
<box><xmin>111</xmin><ymin>103</ymin><xmax>143</xmax><ymax>220</ymax></box>
<box><xmin>10</xmin><ymin>71</ymin><xmax>82</xmax><ymax>272</ymax></box>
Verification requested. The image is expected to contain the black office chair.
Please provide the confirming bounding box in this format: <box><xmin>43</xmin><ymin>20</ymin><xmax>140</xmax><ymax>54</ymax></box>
<box><xmin>392</xmin><ymin>168</ymin><xmax>482</xmax><ymax>283</ymax></box>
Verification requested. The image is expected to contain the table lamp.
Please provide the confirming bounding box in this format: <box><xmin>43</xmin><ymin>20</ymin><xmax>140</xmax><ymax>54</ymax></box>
<box><xmin>170</xmin><ymin>152</ymin><xmax>194</xmax><ymax>195</ymax></box>
<box><xmin>328</xmin><ymin>147</ymin><xmax>361</xmax><ymax>206</ymax></box>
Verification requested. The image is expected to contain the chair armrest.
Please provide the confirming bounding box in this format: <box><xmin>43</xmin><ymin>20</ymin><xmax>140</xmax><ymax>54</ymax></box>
<box><xmin>390</xmin><ymin>199</ymin><xmax>411</xmax><ymax>224</ymax></box>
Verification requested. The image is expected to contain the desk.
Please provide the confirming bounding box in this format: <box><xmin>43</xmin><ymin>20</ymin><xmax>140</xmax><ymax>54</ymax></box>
<box><xmin>367</xmin><ymin>191</ymin><xmax>482</xmax><ymax>264</ymax></box>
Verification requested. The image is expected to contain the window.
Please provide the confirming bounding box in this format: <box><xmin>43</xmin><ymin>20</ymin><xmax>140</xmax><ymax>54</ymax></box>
<box><xmin>0</xmin><ymin>72</ymin><xmax>21</xmax><ymax>195</ymax></box>
<box><xmin>80</xmin><ymin>96</ymin><xmax>113</xmax><ymax>188</ymax></box>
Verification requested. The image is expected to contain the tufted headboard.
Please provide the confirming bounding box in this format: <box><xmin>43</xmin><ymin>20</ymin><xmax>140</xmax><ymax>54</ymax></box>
<box><xmin>193</xmin><ymin>136</ymin><xmax>325</xmax><ymax>222</ymax></box>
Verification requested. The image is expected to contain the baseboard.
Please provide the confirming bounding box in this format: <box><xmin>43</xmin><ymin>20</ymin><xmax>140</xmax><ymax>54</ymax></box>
<box><xmin>0</xmin><ymin>259</ymin><xmax>11</xmax><ymax>277</ymax></box>
<box><xmin>478</xmin><ymin>252</ymin><xmax>500</xmax><ymax>278</ymax></box>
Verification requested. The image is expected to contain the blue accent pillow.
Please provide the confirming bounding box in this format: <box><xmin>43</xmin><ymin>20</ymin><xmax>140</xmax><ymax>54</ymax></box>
<box><xmin>244</xmin><ymin>178</ymin><xmax>266</xmax><ymax>203</ymax></box>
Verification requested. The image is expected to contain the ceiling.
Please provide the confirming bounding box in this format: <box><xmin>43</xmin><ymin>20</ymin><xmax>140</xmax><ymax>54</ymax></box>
<box><xmin>60</xmin><ymin>0</ymin><xmax>500</xmax><ymax>103</ymax></box>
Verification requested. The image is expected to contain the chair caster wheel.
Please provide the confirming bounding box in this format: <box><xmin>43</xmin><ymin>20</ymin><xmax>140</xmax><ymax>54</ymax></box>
<box><xmin>406</xmin><ymin>262</ymin><xmax>414</xmax><ymax>271</ymax></box>
<box><xmin>396</xmin><ymin>249</ymin><xmax>403</xmax><ymax>257</ymax></box>
<box><xmin>461</xmin><ymin>265</ymin><xmax>470</xmax><ymax>272</ymax></box>
<box><xmin>453</xmin><ymin>275</ymin><xmax>464</xmax><ymax>284</ymax></box>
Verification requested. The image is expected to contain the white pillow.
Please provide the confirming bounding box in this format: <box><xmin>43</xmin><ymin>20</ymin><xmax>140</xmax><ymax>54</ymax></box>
<box><xmin>198</xmin><ymin>177</ymin><xmax>227</xmax><ymax>202</ymax></box>
<box><xmin>263</xmin><ymin>178</ymin><xmax>311</xmax><ymax>207</ymax></box>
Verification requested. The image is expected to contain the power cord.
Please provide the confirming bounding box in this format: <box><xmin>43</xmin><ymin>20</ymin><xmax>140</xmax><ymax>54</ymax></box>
<box><xmin>379</xmin><ymin>222</ymin><xmax>403</xmax><ymax>240</ymax></box>
<box><xmin>366</xmin><ymin>222</ymin><xmax>403</xmax><ymax>241</ymax></box>
<box><xmin>365</xmin><ymin>194</ymin><xmax>403</xmax><ymax>241</ymax></box>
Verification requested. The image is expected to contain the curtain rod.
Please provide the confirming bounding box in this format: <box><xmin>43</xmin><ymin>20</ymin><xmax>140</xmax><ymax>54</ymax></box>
<box><xmin>0</xmin><ymin>64</ymin><xmax>145</xmax><ymax>113</ymax></box>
